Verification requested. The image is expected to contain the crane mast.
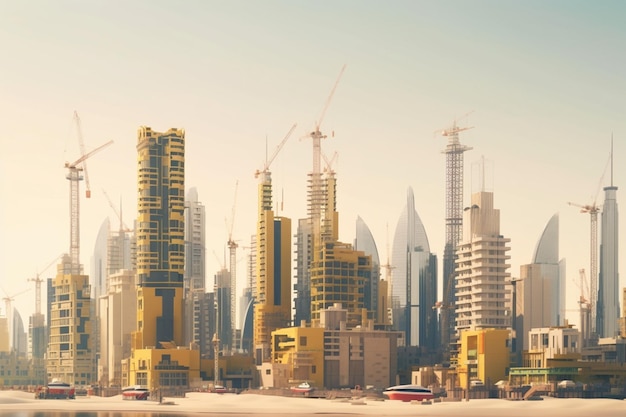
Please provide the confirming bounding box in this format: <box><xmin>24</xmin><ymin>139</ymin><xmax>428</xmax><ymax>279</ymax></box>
<box><xmin>305</xmin><ymin>65</ymin><xmax>345</xmax><ymax>246</ymax></box>
<box><xmin>567</xmin><ymin>153</ymin><xmax>609</xmax><ymax>334</ymax></box>
<box><xmin>227</xmin><ymin>180</ymin><xmax>239</xmax><ymax>339</ymax></box>
<box><xmin>28</xmin><ymin>254</ymin><xmax>62</xmax><ymax>315</ymax></box>
<box><xmin>439</xmin><ymin>114</ymin><xmax>473</xmax><ymax>349</ymax></box>
<box><xmin>65</xmin><ymin>138</ymin><xmax>113</xmax><ymax>273</ymax></box>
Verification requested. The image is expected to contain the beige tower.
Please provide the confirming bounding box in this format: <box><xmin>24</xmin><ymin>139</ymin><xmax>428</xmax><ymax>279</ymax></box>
<box><xmin>46</xmin><ymin>254</ymin><xmax>95</xmax><ymax>386</ymax></box>
<box><xmin>455</xmin><ymin>191</ymin><xmax>511</xmax><ymax>333</ymax></box>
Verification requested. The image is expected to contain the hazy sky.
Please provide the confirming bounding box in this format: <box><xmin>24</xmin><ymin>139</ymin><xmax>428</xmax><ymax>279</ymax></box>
<box><xmin>1</xmin><ymin>1</ymin><xmax>625</xmax><ymax>329</ymax></box>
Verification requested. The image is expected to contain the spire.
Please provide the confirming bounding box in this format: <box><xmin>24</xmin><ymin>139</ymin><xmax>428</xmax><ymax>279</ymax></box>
<box><xmin>611</xmin><ymin>134</ymin><xmax>614</xmax><ymax>187</ymax></box>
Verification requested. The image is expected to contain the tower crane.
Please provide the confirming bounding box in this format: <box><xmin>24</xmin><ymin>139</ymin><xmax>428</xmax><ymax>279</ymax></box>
<box><xmin>73</xmin><ymin>111</ymin><xmax>94</xmax><ymax>198</ymax></box>
<box><xmin>303</xmin><ymin>65</ymin><xmax>346</xmax><ymax>245</ymax></box>
<box><xmin>28</xmin><ymin>254</ymin><xmax>63</xmax><ymax>316</ymax></box>
<box><xmin>567</xmin><ymin>153</ymin><xmax>610</xmax><ymax>334</ymax></box>
<box><xmin>102</xmin><ymin>189</ymin><xmax>131</xmax><ymax>232</ymax></box>
<box><xmin>1</xmin><ymin>287</ymin><xmax>31</xmax><ymax>351</ymax></box>
<box><xmin>575</xmin><ymin>268</ymin><xmax>591</xmax><ymax>346</ymax></box>
<box><xmin>226</xmin><ymin>180</ymin><xmax>239</xmax><ymax>337</ymax></box>
<box><xmin>65</xmin><ymin>139</ymin><xmax>113</xmax><ymax>273</ymax></box>
<box><xmin>254</xmin><ymin>123</ymin><xmax>298</xmax><ymax>181</ymax></box>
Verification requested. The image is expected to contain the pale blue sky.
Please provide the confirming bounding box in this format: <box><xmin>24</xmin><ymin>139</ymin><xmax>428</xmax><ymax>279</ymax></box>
<box><xmin>1</xmin><ymin>1</ymin><xmax>625</xmax><ymax>328</ymax></box>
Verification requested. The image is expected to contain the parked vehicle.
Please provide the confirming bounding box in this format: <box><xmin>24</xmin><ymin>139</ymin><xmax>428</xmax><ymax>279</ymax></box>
<box><xmin>35</xmin><ymin>379</ymin><xmax>76</xmax><ymax>399</ymax></box>
<box><xmin>557</xmin><ymin>380</ymin><xmax>576</xmax><ymax>389</ymax></box>
<box><xmin>122</xmin><ymin>385</ymin><xmax>150</xmax><ymax>400</ymax></box>
<box><xmin>290</xmin><ymin>382</ymin><xmax>313</xmax><ymax>394</ymax></box>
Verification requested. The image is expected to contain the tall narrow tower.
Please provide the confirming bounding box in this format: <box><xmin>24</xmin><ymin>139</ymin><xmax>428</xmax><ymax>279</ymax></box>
<box><xmin>440</xmin><ymin>120</ymin><xmax>472</xmax><ymax>348</ymax></box>
<box><xmin>134</xmin><ymin>126</ymin><xmax>186</xmax><ymax>349</ymax></box>
<box><xmin>184</xmin><ymin>187</ymin><xmax>206</xmax><ymax>348</ymax></box>
<box><xmin>597</xmin><ymin>140</ymin><xmax>619</xmax><ymax>337</ymax></box>
<box><xmin>456</xmin><ymin>175</ymin><xmax>511</xmax><ymax>333</ymax></box>
<box><xmin>254</xmin><ymin>166</ymin><xmax>292</xmax><ymax>362</ymax></box>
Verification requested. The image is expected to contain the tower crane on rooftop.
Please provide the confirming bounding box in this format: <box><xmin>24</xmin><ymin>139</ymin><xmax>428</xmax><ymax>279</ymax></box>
<box><xmin>102</xmin><ymin>189</ymin><xmax>131</xmax><ymax>232</ymax></box>
<box><xmin>567</xmin><ymin>153</ymin><xmax>610</xmax><ymax>335</ymax></box>
<box><xmin>65</xmin><ymin>126</ymin><xmax>113</xmax><ymax>274</ymax></box>
<box><xmin>255</xmin><ymin>123</ymin><xmax>298</xmax><ymax>182</ymax></box>
<box><xmin>303</xmin><ymin>65</ymin><xmax>346</xmax><ymax>245</ymax></box>
<box><xmin>27</xmin><ymin>254</ymin><xmax>63</xmax><ymax>316</ymax></box>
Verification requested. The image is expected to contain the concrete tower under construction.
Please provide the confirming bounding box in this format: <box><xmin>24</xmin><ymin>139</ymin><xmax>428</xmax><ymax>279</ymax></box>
<box><xmin>254</xmin><ymin>165</ymin><xmax>292</xmax><ymax>363</ymax></box>
<box><xmin>440</xmin><ymin>121</ymin><xmax>472</xmax><ymax>349</ymax></box>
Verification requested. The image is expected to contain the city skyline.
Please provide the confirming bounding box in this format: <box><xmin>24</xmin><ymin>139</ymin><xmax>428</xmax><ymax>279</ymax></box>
<box><xmin>1</xmin><ymin>1</ymin><xmax>625</xmax><ymax>333</ymax></box>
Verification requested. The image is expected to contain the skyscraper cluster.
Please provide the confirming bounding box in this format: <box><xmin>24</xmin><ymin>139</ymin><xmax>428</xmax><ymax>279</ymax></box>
<box><xmin>2</xmin><ymin>106</ymin><xmax>623</xmax><ymax>393</ymax></box>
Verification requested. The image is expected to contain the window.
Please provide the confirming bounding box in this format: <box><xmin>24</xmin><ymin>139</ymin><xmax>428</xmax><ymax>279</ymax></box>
<box><xmin>300</xmin><ymin>336</ymin><xmax>307</xmax><ymax>346</ymax></box>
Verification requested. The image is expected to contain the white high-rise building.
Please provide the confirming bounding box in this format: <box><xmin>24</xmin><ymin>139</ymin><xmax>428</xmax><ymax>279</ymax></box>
<box><xmin>455</xmin><ymin>190</ymin><xmax>511</xmax><ymax>333</ymax></box>
<box><xmin>597</xmin><ymin>178</ymin><xmax>619</xmax><ymax>338</ymax></box>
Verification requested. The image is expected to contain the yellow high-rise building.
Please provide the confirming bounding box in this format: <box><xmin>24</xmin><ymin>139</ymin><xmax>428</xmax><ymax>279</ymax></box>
<box><xmin>310</xmin><ymin>242</ymin><xmax>371</xmax><ymax>329</ymax></box>
<box><xmin>46</xmin><ymin>255</ymin><xmax>95</xmax><ymax>386</ymax></box>
<box><xmin>128</xmin><ymin>126</ymin><xmax>199</xmax><ymax>391</ymax></box>
<box><xmin>254</xmin><ymin>169</ymin><xmax>292</xmax><ymax>362</ymax></box>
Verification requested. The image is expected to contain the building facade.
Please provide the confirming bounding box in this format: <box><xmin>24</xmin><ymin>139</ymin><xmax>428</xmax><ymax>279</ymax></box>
<box><xmin>128</xmin><ymin>126</ymin><xmax>199</xmax><ymax>391</ymax></box>
<box><xmin>310</xmin><ymin>241</ymin><xmax>371</xmax><ymax>329</ymax></box>
<box><xmin>455</xmin><ymin>190</ymin><xmax>511</xmax><ymax>333</ymax></box>
<box><xmin>254</xmin><ymin>169</ymin><xmax>292</xmax><ymax>363</ymax></box>
<box><xmin>457</xmin><ymin>328</ymin><xmax>510</xmax><ymax>389</ymax></box>
<box><xmin>46</xmin><ymin>256</ymin><xmax>95</xmax><ymax>387</ymax></box>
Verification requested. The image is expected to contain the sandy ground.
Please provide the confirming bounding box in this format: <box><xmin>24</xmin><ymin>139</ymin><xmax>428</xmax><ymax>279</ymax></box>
<box><xmin>0</xmin><ymin>390</ymin><xmax>624</xmax><ymax>417</ymax></box>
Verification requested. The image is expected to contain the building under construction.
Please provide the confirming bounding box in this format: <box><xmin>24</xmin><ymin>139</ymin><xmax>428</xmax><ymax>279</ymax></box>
<box><xmin>439</xmin><ymin>119</ymin><xmax>472</xmax><ymax>354</ymax></box>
